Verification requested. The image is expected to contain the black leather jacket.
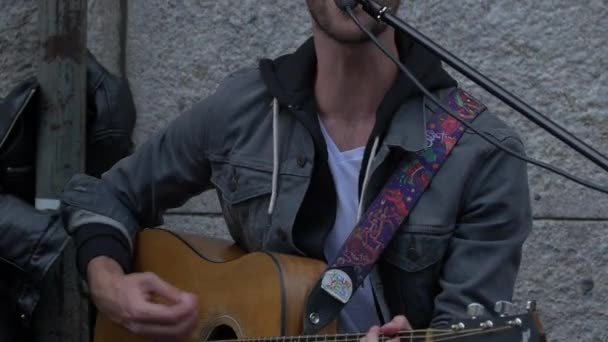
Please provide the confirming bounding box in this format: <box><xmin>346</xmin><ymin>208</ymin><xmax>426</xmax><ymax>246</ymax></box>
<box><xmin>0</xmin><ymin>52</ymin><xmax>136</xmax><ymax>333</ymax></box>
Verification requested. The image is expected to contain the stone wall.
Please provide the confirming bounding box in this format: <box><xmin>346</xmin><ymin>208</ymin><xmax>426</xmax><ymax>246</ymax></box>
<box><xmin>1</xmin><ymin>0</ymin><xmax>607</xmax><ymax>340</ymax></box>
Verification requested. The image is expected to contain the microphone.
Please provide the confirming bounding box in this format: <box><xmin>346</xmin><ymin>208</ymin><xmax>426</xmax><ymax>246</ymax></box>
<box><xmin>334</xmin><ymin>0</ymin><xmax>358</xmax><ymax>11</ymax></box>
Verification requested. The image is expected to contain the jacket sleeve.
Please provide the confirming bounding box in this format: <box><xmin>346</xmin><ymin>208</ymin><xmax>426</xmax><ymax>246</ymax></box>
<box><xmin>61</xmin><ymin>95</ymin><xmax>217</xmax><ymax>275</ymax></box>
<box><xmin>0</xmin><ymin>193</ymin><xmax>68</xmax><ymax>324</ymax></box>
<box><xmin>430</xmin><ymin>135</ymin><xmax>532</xmax><ymax>328</ymax></box>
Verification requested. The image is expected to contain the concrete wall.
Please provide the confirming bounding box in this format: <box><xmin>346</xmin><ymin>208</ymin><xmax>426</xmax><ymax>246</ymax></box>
<box><xmin>2</xmin><ymin>0</ymin><xmax>607</xmax><ymax>340</ymax></box>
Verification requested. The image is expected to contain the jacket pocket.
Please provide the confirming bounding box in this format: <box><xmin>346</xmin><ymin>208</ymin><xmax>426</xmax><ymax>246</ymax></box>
<box><xmin>209</xmin><ymin>158</ymin><xmax>273</xmax><ymax>251</ymax></box>
<box><xmin>383</xmin><ymin>226</ymin><xmax>452</xmax><ymax>272</ymax></box>
<box><xmin>379</xmin><ymin>225</ymin><xmax>453</xmax><ymax>328</ymax></box>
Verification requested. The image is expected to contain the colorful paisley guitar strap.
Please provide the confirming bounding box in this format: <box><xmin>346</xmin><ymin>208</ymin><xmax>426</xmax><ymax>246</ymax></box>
<box><xmin>303</xmin><ymin>88</ymin><xmax>487</xmax><ymax>333</ymax></box>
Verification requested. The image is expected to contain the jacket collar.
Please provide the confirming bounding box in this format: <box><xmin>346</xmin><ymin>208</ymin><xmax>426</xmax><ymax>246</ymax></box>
<box><xmin>384</xmin><ymin>95</ymin><xmax>427</xmax><ymax>152</ymax></box>
<box><xmin>0</xmin><ymin>79</ymin><xmax>38</xmax><ymax>150</ymax></box>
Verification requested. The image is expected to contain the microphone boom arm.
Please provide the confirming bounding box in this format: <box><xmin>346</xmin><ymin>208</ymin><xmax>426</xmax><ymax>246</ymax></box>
<box><xmin>357</xmin><ymin>0</ymin><xmax>608</xmax><ymax>173</ymax></box>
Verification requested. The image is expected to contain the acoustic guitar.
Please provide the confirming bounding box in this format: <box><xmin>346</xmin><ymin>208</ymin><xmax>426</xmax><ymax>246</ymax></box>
<box><xmin>94</xmin><ymin>228</ymin><xmax>546</xmax><ymax>342</ymax></box>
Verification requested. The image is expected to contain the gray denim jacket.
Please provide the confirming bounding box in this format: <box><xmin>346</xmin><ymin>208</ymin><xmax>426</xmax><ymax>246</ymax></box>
<box><xmin>61</xmin><ymin>37</ymin><xmax>532</xmax><ymax>330</ymax></box>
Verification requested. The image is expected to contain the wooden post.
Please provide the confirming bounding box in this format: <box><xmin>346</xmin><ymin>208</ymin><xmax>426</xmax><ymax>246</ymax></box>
<box><xmin>36</xmin><ymin>0</ymin><xmax>87</xmax><ymax>210</ymax></box>
<box><xmin>34</xmin><ymin>1</ymin><xmax>89</xmax><ymax>341</ymax></box>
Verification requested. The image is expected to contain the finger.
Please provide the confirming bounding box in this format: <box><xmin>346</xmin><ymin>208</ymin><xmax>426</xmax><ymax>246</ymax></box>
<box><xmin>380</xmin><ymin>315</ymin><xmax>411</xmax><ymax>335</ymax></box>
<box><xmin>130</xmin><ymin>292</ymin><xmax>198</xmax><ymax>324</ymax></box>
<box><xmin>360</xmin><ymin>325</ymin><xmax>380</xmax><ymax>342</ymax></box>
<box><xmin>128</xmin><ymin>273</ymin><xmax>198</xmax><ymax>324</ymax></box>
<box><xmin>139</xmin><ymin>272</ymin><xmax>184</xmax><ymax>303</ymax></box>
<box><xmin>176</xmin><ymin>308</ymin><xmax>199</xmax><ymax>340</ymax></box>
<box><xmin>125</xmin><ymin>305</ymin><xmax>199</xmax><ymax>339</ymax></box>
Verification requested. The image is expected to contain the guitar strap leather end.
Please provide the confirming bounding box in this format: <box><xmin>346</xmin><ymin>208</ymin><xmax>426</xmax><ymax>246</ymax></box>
<box><xmin>302</xmin><ymin>265</ymin><xmax>357</xmax><ymax>334</ymax></box>
<box><xmin>302</xmin><ymin>278</ymin><xmax>343</xmax><ymax>334</ymax></box>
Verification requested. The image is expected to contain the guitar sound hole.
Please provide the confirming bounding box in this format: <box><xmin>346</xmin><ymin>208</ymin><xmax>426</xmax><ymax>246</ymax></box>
<box><xmin>207</xmin><ymin>325</ymin><xmax>238</xmax><ymax>341</ymax></box>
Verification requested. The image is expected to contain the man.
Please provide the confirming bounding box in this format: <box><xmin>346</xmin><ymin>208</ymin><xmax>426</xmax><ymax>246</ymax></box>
<box><xmin>61</xmin><ymin>0</ymin><xmax>532</xmax><ymax>340</ymax></box>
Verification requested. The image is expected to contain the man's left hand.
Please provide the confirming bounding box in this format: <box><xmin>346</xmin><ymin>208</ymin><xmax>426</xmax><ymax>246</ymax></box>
<box><xmin>360</xmin><ymin>316</ymin><xmax>412</xmax><ymax>342</ymax></box>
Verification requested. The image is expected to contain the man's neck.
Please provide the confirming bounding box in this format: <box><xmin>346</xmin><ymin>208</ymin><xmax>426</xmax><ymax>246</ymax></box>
<box><xmin>314</xmin><ymin>27</ymin><xmax>399</xmax><ymax>121</ymax></box>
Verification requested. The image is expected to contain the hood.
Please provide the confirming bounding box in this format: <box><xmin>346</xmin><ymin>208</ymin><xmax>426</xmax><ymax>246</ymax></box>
<box><xmin>259</xmin><ymin>30</ymin><xmax>457</xmax><ymax>119</ymax></box>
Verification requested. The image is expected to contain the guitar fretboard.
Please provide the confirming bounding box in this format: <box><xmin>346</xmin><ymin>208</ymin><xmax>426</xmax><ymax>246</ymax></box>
<box><xmin>216</xmin><ymin>328</ymin><xmax>501</xmax><ymax>342</ymax></box>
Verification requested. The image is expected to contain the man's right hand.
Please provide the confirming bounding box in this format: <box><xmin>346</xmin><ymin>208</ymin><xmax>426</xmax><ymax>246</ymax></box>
<box><xmin>87</xmin><ymin>256</ymin><xmax>199</xmax><ymax>341</ymax></box>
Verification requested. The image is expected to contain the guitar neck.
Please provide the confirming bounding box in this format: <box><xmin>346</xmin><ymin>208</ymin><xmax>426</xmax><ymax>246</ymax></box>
<box><xmin>220</xmin><ymin>329</ymin><xmax>448</xmax><ymax>342</ymax></box>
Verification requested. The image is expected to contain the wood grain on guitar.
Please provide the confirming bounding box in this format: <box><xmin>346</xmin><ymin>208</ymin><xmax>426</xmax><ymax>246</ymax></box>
<box><xmin>94</xmin><ymin>228</ymin><xmax>545</xmax><ymax>342</ymax></box>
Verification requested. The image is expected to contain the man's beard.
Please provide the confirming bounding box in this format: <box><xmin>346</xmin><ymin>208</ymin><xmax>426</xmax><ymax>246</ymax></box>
<box><xmin>307</xmin><ymin>0</ymin><xmax>401</xmax><ymax>44</ymax></box>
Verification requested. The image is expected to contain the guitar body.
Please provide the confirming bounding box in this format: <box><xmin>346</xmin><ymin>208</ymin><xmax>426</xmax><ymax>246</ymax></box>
<box><xmin>94</xmin><ymin>228</ymin><xmax>335</xmax><ymax>342</ymax></box>
<box><xmin>93</xmin><ymin>228</ymin><xmax>546</xmax><ymax>342</ymax></box>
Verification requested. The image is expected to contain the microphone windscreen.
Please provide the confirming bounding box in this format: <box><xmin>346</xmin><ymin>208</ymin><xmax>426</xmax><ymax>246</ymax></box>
<box><xmin>334</xmin><ymin>0</ymin><xmax>357</xmax><ymax>11</ymax></box>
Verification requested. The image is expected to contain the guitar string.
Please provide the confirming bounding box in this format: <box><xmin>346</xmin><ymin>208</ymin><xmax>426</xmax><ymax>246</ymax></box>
<box><xmin>213</xmin><ymin>327</ymin><xmax>510</xmax><ymax>342</ymax></box>
<box><xmin>219</xmin><ymin>332</ymin><xmax>442</xmax><ymax>342</ymax></box>
<box><xmin>213</xmin><ymin>330</ymin><xmax>422</xmax><ymax>342</ymax></box>
<box><xmin>214</xmin><ymin>329</ymin><xmax>448</xmax><ymax>342</ymax></box>
<box><xmin>288</xmin><ymin>327</ymin><xmax>509</xmax><ymax>342</ymax></box>
<box><xmin>432</xmin><ymin>326</ymin><xmax>513</xmax><ymax>342</ymax></box>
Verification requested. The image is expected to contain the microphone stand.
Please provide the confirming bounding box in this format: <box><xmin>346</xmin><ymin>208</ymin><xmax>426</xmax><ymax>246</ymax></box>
<box><xmin>357</xmin><ymin>0</ymin><xmax>608</xmax><ymax>173</ymax></box>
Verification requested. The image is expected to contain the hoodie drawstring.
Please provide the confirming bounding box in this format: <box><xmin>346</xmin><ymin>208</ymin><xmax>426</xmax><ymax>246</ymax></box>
<box><xmin>268</xmin><ymin>98</ymin><xmax>280</xmax><ymax>215</ymax></box>
<box><xmin>357</xmin><ymin>136</ymin><xmax>380</xmax><ymax>220</ymax></box>
<box><xmin>269</xmin><ymin>99</ymin><xmax>378</xmax><ymax>218</ymax></box>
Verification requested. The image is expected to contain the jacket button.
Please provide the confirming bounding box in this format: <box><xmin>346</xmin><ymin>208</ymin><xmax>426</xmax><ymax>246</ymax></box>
<box><xmin>407</xmin><ymin>247</ymin><xmax>420</xmax><ymax>262</ymax></box>
<box><xmin>228</xmin><ymin>176</ymin><xmax>238</xmax><ymax>192</ymax></box>
<box><xmin>297</xmin><ymin>154</ymin><xmax>308</xmax><ymax>168</ymax></box>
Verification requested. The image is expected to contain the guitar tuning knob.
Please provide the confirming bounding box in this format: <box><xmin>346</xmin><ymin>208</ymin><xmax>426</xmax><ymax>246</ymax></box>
<box><xmin>494</xmin><ymin>300</ymin><xmax>514</xmax><ymax>317</ymax></box>
<box><xmin>467</xmin><ymin>303</ymin><xmax>485</xmax><ymax>319</ymax></box>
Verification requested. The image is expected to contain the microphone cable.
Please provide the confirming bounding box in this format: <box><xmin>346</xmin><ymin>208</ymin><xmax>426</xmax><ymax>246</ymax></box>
<box><xmin>343</xmin><ymin>5</ymin><xmax>608</xmax><ymax>195</ymax></box>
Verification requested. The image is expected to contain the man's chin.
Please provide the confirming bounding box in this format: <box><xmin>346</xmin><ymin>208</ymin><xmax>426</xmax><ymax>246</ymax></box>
<box><xmin>327</xmin><ymin>32</ymin><xmax>372</xmax><ymax>44</ymax></box>
<box><xmin>322</xmin><ymin>24</ymin><xmax>388</xmax><ymax>45</ymax></box>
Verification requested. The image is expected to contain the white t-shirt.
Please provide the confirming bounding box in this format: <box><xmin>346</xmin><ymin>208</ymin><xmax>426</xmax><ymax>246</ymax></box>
<box><xmin>319</xmin><ymin>118</ymin><xmax>381</xmax><ymax>333</ymax></box>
